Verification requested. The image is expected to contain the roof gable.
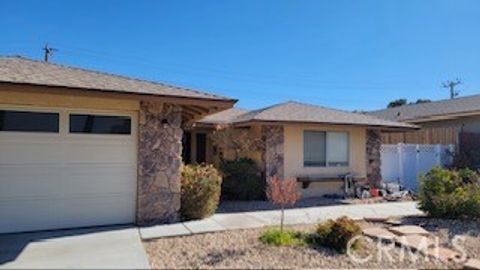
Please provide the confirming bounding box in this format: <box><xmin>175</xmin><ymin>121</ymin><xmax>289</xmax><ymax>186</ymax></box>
<box><xmin>198</xmin><ymin>101</ymin><xmax>416</xmax><ymax>129</ymax></box>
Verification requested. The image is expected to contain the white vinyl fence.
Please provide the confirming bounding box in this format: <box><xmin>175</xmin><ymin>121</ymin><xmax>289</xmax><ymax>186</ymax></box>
<box><xmin>380</xmin><ymin>144</ymin><xmax>455</xmax><ymax>191</ymax></box>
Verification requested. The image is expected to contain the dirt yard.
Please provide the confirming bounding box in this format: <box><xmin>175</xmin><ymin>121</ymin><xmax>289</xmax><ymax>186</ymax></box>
<box><xmin>143</xmin><ymin>216</ymin><xmax>479</xmax><ymax>269</ymax></box>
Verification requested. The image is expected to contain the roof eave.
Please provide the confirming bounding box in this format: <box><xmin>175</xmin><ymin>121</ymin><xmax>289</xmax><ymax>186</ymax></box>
<box><xmin>0</xmin><ymin>81</ymin><xmax>237</xmax><ymax>107</ymax></box>
<box><xmin>402</xmin><ymin>110</ymin><xmax>480</xmax><ymax>124</ymax></box>
<box><xmin>230</xmin><ymin>119</ymin><xmax>419</xmax><ymax>131</ymax></box>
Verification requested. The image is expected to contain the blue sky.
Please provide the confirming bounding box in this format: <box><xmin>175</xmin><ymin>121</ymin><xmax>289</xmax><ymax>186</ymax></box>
<box><xmin>1</xmin><ymin>0</ymin><xmax>479</xmax><ymax>110</ymax></box>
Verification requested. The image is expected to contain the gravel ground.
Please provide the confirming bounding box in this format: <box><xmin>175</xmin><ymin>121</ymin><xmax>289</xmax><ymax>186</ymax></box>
<box><xmin>144</xmin><ymin>217</ymin><xmax>479</xmax><ymax>269</ymax></box>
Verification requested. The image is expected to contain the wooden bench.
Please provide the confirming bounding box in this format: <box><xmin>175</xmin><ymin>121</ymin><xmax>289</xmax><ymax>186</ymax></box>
<box><xmin>296</xmin><ymin>176</ymin><xmax>345</xmax><ymax>189</ymax></box>
<box><xmin>296</xmin><ymin>174</ymin><xmax>366</xmax><ymax>196</ymax></box>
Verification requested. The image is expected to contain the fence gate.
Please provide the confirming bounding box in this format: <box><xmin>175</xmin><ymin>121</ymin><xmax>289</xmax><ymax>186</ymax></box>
<box><xmin>380</xmin><ymin>144</ymin><xmax>454</xmax><ymax>191</ymax></box>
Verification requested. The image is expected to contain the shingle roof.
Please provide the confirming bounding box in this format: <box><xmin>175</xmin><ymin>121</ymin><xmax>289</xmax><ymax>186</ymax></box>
<box><xmin>369</xmin><ymin>94</ymin><xmax>480</xmax><ymax>122</ymax></box>
<box><xmin>198</xmin><ymin>101</ymin><xmax>416</xmax><ymax>129</ymax></box>
<box><xmin>197</xmin><ymin>108</ymin><xmax>250</xmax><ymax>124</ymax></box>
<box><xmin>0</xmin><ymin>56</ymin><xmax>235</xmax><ymax>101</ymax></box>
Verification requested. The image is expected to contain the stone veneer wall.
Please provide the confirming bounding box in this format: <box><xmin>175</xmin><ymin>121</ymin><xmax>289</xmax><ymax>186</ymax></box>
<box><xmin>366</xmin><ymin>129</ymin><xmax>382</xmax><ymax>188</ymax></box>
<box><xmin>262</xmin><ymin>125</ymin><xmax>285</xmax><ymax>180</ymax></box>
<box><xmin>137</xmin><ymin>101</ymin><xmax>183</xmax><ymax>225</ymax></box>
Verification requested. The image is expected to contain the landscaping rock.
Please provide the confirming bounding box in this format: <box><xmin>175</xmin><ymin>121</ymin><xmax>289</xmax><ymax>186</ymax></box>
<box><xmin>423</xmin><ymin>247</ymin><xmax>461</xmax><ymax>263</ymax></box>
<box><xmin>364</xmin><ymin>217</ymin><xmax>389</xmax><ymax>223</ymax></box>
<box><xmin>389</xmin><ymin>225</ymin><xmax>430</xmax><ymax>236</ymax></box>
<box><xmin>384</xmin><ymin>219</ymin><xmax>403</xmax><ymax>226</ymax></box>
<box><xmin>395</xmin><ymin>234</ymin><xmax>435</xmax><ymax>251</ymax></box>
<box><xmin>363</xmin><ymin>227</ymin><xmax>396</xmax><ymax>241</ymax></box>
<box><xmin>464</xmin><ymin>259</ymin><xmax>480</xmax><ymax>270</ymax></box>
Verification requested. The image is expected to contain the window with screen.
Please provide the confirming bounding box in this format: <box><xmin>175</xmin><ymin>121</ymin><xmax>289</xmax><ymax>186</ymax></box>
<box><xmin>69</xmin><ymin>114</ymin><xmax>131</xmax><ymax>135</ymax></box>
<box><xmin>303</xmin><ymin>130</ymin><xmax>349</xmax><ymax>167</ymax></box>
<box><xmin>304</xmin><ymin>131</ymin><xmax>326</xmax><ymax>166</ymax></box>
<box><xmin>326</xmin><ymin>132</ymin><xmax>349</xmax><ymax>166</ymax></box>
<box><xmin>0</xmin><ymin>110</ymin><xmax>59</xmax><ymax>133</ymax></box>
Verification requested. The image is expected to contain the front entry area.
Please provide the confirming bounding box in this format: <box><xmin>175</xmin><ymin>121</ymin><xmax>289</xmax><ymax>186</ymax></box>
<box><xmin>182</xmin><ymin>131</ymin><xmax>210</xmax><ymax>165</ymax></box>
<box><xmin>0</xmin><ymin>106</ymin><xmax>137</xmax><ymax>233</ymax></box>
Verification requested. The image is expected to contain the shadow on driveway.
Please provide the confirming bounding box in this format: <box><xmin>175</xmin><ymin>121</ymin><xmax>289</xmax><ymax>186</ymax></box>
<box><xmin>0</xmin><ymin>225</ymin><xmax>149</xmax><ymax>269</ymax></box>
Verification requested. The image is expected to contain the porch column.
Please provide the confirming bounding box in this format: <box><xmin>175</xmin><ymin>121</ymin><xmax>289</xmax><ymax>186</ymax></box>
<box><xmin>137</xmin><ymin>101</ymin><xmax>183</xmax><ymax>225</ymax></box>
<box><xmin>262</xmin><ymin>125</ymin><xmax>284</xmax><ymax>180</ymax></box>
<box><xmin>366</xmin><ymin>129</ymin><xmax>382</xmax><ymax>188</ymax></box>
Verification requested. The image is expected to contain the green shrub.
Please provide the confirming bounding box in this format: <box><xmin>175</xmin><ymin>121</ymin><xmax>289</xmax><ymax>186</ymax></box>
<box><xmin>418</xmin><ymin>167</ymin><xmax>480</xmax><ymax>219</ymax></box>
<box><xmin>259</xmin><ymin>228</ymin><xmax>304</xmax><ymax>246</ymax></box>
<box><xmin>180</xmin><ymin>164</ymin><xmax>222</xmax><ymax>220</ymax></box>
<box><xmin>458</xmin><ymin>168</ymin><xmax>480</xmax><ymax>184</ymax></box>
<box><xmin>310</xmin><ymin>217</ymin><xmax>361</xmax><ymax>253</ymax></box>
<box><xmin>220</xmin><ymin>158</ymin><xmax>265</xmax><ymax>200</ymax></box>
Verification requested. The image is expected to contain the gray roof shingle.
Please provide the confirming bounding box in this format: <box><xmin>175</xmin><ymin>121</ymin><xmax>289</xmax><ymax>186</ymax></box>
<box><xmin>197</xmin><ymin>108</ymin><xmax>249</xmax><ymax>124</ymax></box>
<box><xmin>369</xmin><ymin>94</ymin><xmax>480</xmax><ymax>122</ymax></box>
<box><xmin>0</xmin><ymin>56</ymin><xmax>235</xmax><ymax>101</ymax></box>
<box><xmin>199</xmin><ymin>101</ymin><xmax>416</xmax><ymax>129</ymax></box>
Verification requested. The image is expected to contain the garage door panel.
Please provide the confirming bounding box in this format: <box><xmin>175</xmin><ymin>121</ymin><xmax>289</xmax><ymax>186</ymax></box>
<box><xmin>64</xmin><ymin>142</ymin><xmax>136</xmax><ymax>164</ymax></box>
<box><xmin>0</xmin><ymin>140</ymin><xmax>64</xmax><ymax>164</ymax></box>
<box><xmin>0</xmin><ymin>164</ymin><xmax>137</xmax><ymax>199</ymax></box>
<box><xmin>0</xmin><ymin>199</ymin><xmax>59</xmax><ymax>233</ymax></box>
<box><xmin>0</xmin><ymin>165</ymin><xmax>66</xmax><ymax>199</ymax></box>
<box><xmin>62</xmin><ymin>166</ymin><xmax>137</xmax><ymax>195</ymax></box>
<box><xmin>57</xmin><ymin>196</ymin><xmax>136</xmax><ymax>225</ymax></box>
<box><xmin>0</xmin><ymin>196</ymin><xmax>135</xmax><ymax>233</ymax></box>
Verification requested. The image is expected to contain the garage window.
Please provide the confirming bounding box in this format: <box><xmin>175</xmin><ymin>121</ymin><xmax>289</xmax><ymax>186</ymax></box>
<box><xmin>70</xmin><ymin>114</ymin><xmax>131</xmax><ymax>135</ymax></box>
<box><xmin>0</xmin><ymin>110</ymin><xmax>59</xmax><ymax>133</ymax></box>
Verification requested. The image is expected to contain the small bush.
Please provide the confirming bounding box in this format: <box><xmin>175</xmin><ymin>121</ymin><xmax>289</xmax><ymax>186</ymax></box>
<box><xmin>310</xmin><ymin>217</ymin><xmax>361</xmax><ymax>253</ymax></box>
<box><xmin>220</xmin><ymin>158</ymin><xmax>265</xmax><ymax>200</ymax></box>
<box><xmin>418</xmin><ymin>167</ymin><xmax>480</xmax><ymax>219</ymax></box>
<box><xmin>181</xmin><ymin>164</ymin><xmax>222</xmax><ymax>220</ymax></box>
<box><xmin>259</xmin><ymin>228</ymin><xmax>304</xmax><ymax>246</ymax></box>
<box><xmin>458</xmin><ymin>168</ymin><xmax>480</xmax><ymax>184</ymax></box>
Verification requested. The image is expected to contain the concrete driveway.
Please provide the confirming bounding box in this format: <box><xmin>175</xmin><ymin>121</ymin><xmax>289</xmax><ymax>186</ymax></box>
<box><xmin>0</xmin><ymin>226</ymin><xmax>150</xmax><ymax>269</ymax></box>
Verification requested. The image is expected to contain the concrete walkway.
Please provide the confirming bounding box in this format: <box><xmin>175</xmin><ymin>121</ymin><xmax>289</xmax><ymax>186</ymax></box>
<box><xmin>140</xmin><ymin>201</ymin><xmax>422</xmax><ymax>240</ymax></box>
<box><xmin>0</xmin><ymin>226</ymin><xmax>150</xmax><ymax>269</ymax></box>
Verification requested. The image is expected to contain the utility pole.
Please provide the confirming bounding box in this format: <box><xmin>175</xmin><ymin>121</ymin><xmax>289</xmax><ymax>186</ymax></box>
<box><xmin>42</xmin><ymin>43</ymin><xmax>57</xmax><ymax>62</ymax></box>
<box><xmin>442</xmin><ymin>79</ymin><xmax>462</xmax><ymax>99</ymax></box>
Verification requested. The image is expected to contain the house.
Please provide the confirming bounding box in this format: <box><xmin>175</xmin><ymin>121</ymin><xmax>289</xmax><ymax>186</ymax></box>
<box><xmin>369</xmin><ymin>95</ymin><xmax>480</xmax><ymax>145</ymax></box>
<box><xmin>188</xmin><ymin>102</ymin><xmax>416</xmax><ymax>198</ymax></box>
<box><xmin>0</xmin><ymin>56</ymin><xmax>415</xmax><ymax>234</ymax></box>
<box><xmin>0</xmin><ymin>56</ymin><xmax>236</xmax><ymax>233</ymax></box>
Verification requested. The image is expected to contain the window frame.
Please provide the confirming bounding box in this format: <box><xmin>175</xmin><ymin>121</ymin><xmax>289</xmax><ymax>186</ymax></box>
<box><xmin>303</xmin><ymin>130</ymin><xmax>350</xmax><ymax>168</ymax></box>
<box><xmin>303</xmin><ymin>130</ymin><xmax>327</xmax><ymax>167</ymax></box>
<box><xmin>0</xmin><ymin>108</ymin><xmax>60</xmax><ymax>134</ymax></box>
<box><xmin>68</xmin><ymin>113</ymin><xmax>133</xmax><ymax>136</ymax></box>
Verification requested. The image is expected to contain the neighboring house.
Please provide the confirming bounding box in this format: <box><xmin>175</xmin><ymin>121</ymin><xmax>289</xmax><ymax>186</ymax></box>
<box><xmin>0</xmin><ymin>56</ymin><xmax>236</xmax><ymax>233</ymax></box>
<box><xmin>190</xmin><ymin>102</ymin><xmax>415</xmax><ymax>198</ymax></box>
<box><xmin>369</xmin><ymin>95</ymin><xmax>480</xmax><ymax>145</ymax></box>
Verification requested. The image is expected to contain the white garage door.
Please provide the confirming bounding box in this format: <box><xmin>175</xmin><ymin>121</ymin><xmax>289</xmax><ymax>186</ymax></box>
<box><xmin>0</xmin><ymin>107</ymin><xmax>137</xmax><ymax>233</ymax></box>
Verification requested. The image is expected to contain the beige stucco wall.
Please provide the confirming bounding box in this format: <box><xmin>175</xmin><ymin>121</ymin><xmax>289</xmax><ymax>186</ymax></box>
<box><xmin>283</xmin><ymin>123</ymin><xmax>367</xmax><ymax>197</ymax></box>
<box><xmin>0</xmin><ymin>87</ymin><xmax>140</xmax><ymax>111</ymax></box>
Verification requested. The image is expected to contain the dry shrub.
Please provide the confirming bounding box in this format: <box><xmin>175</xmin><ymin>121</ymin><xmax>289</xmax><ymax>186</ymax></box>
<box><xmin>266</xmin><ymin>175</ymin><xmax>301</xmax><ymax>231</ymax></box>
<box><xmin>181</xmin><ymin>164</ymin><xmax>222</xmax><ymax>220</ymax></box>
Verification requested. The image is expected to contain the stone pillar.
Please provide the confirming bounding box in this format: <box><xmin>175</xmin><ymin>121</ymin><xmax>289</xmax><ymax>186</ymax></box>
<box><xmin>262</xmin><ymin>125</ymin><xmax>284</xmax><ymax>180</ymax></box>
<box><xmin>137</xmin><ymin>101</ymin><xmax>183</xmax><ymax>225</ymax></box>
<box><xmin>366</xmin><ymin>129</ymin><xmax>382</xmax><ymax>188</ymax></box>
